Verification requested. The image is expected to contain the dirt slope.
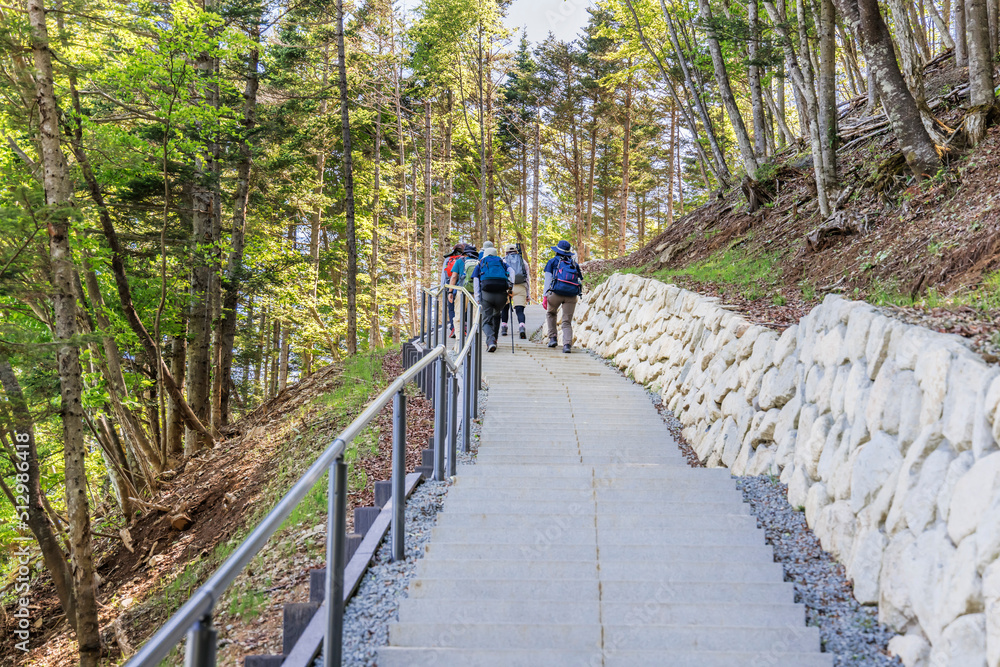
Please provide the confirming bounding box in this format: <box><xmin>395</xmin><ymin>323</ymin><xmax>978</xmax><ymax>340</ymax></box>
<box><xmin>585</xmin><ymin>57</ymin><xmax>1000</xmax><ymax>357</ymax></box>
<box><xmin>3</xmin><ymin>349</ymin><xmax>434</xmax><ymax>666</ymax></box>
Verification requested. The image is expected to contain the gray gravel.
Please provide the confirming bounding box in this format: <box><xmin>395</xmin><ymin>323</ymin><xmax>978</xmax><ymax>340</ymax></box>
<box><xmin>735</xmin><ymin>476</ymin><xmax>902</xmax><ymax>666</ymax></box>
<box><xmin>335</xmin><ymin>479</ymin><xmax>449</xmax><ymax>666</ymax></box>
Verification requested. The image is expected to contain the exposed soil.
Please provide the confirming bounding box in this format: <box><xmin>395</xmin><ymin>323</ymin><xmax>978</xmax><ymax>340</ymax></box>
<box><xmin>2</xmin><ymin>350</ymin><xmax>434</xmax><ymax>667</ymax></box>
<box><xmin>584</xmin><ymin>58</ymin><xmax>1000</xmax><ymax>349</ymax></box>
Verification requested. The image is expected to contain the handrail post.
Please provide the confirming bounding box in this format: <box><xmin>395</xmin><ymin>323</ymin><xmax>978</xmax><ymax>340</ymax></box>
<box><xmin>420</xmin><ymin>291</ymin><xmax>427</xmax><ymax>344</ymax></box>
<box><xmin>391</xmin><ymin>390</ymin><xmax>406</xmax><ymax>561</ymax></box>
<box><xmin>458</xmin><ymin>291</ymin><xmax>466</xmax><ymax>350</ymax></box>
<box><xmin>462</xmin><ymin>352</ymin><xmax>472</xmax><ymax>452</ymax></box>
<box><xmin>184</xmin><ymin>614</ymin><xmax>217</xmax><ymax>667</ymax></box>
<box><xmin>447</xmin><ymin>370</ymin><xmax>458</xmax><ymax>477</ymax></box>
<box><xmin>323</xmin><ymin>454</ymin><xmax>347</xmax><ymax>667</ymax></box>
<box><xmin>433</xmin><ymin>354</ymin><xmax>446</xmax><ymax>481</ymax></box>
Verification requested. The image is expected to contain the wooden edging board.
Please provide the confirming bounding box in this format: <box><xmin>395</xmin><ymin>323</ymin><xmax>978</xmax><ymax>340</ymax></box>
<box><xmin>281</xmin><ymin>471</ymin><xmax>424</xmax><ymax>667</ymax></box>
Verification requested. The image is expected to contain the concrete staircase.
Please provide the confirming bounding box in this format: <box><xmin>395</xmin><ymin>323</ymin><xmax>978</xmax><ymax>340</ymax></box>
<box><xmin>379</xmin><ymin>306</ymin><xmax>831</xmax><ymax>666</ymax></box>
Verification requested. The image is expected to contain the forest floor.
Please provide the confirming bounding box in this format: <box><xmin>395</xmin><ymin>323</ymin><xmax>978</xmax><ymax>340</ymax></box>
<box><xmin>585</xmin><ymin>56</ymin><xmax>1000</xmax><ymax>362</ymax></box>
<box><xmin>1</xmin><ymin>347</ymin><xmax>434</xmax><ymax>667</ymax></box>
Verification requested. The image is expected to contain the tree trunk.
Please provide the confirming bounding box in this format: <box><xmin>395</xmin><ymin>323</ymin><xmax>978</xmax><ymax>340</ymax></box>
<box><xmin>698</xmin><ymin>0</ymin><xmax>760</xmax><ymax>175</ymax></box>
<box><xmin>531</xmin><ymin>115</ymin><xmax>540</xmax><ymax>301</ymax></box>
<box><xmin>748</xmin><ymin>0</ymin><xmax>768</xmax><ymax>158</ymax></box>
<box><xmin>955</xmin><ymin>0</ymin><xmax>969</xmax><ymax>66</ymax></box>
<box><xmin>819</xmin><ymin>0</ymin><xmax>839</xmax><ymax>186</ymax></box>
<box><xmin>618</xmin><ymin>71</ymin><xmax>634</xmax><ymax>257</ymax></box>
<box><xmin>371</xmin><ymin>81</ymin><xmax>384</xmax><ymax>347</ymax></box>
<box><xmin>219</xmin><ymin>38</ymin><xmax>258</xmax><ymax>423</ymax></box>
<box><xmin>27</xmin><ymin>1</ymin><xmax>100</xmax><ymax>660</ymax></box>
<box><xmin>423</xmin><ymin>100</ymin><xmax>433</xmax><ymax>284</ymax></box>
<box><xmin>835</xmin><ymin>0</ymin><xmax>942</xmax><ymax>175</ymax></box>
<box><xmin>966</xmin><ymin>0</ymin><xmax>997</xmax><ymax>144</ymax></box>
<box><xmin>336</xmin><ymin>0</ymin><xmax>358</xmax><ymax>355</ymax></box>
<box><xmin>660</xmin><ymin>2</ymin><xmax>732</xmax><ymax>185</ymax></box>
<box><xmin>0</xmin><ymin>360</ymin><xmax>78</xmax><ymax>631</ymax></box>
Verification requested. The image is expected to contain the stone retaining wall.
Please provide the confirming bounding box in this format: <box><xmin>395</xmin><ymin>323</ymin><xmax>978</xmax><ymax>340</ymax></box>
<box><xmin>575</xmin><ymin>272</ymin><xmax>1000</xmax><ymax>667</ymax></box>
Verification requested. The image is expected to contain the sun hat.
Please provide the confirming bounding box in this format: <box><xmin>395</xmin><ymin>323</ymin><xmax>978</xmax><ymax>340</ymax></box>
<box><xmin>551</xmin><ymin>240</ymin><xmax>572</xmax><ymax>255</ymax></box>
<box><xmin>482</xmin><ymin>247</ymin><xmax>498</xmax><ymax>257</ymax></box>
<box><xmin>483</xmin><ymin>241</ymin><xmax>494</xmax><ymax>249</ymax></box>
<box><xmin>505</xmin><ymin>243</ymin><xmax>517</xmax><ymax>254</ymax></box>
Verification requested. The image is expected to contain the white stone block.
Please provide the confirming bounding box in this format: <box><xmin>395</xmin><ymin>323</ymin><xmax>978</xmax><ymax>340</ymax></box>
<box><xmin>933</xmin><ymin>613</ymin><xmax>987</xmax><ymax>667</ymax></box>
<box><xmin>940</xmin><ymin>536</ymin><xmax>984</xmax><ymax>629</ymax></box>
<box><xmin>850</xmin><ymin>431</ymin><xmax>903</xmax><ymax>513</ymax></box>
<box><xmin>880</xmin><ymin>531</ymin><xmax>917</xmax><ymax>631</ymax></box>
<box><xmin>805</xmin><ymin>481</ymin><xmax>831</xmax><ymax>527</ymax></box>
<box><xmin>848</xmin><ymin>526</ymin><xmax>886</xmax><ymax>604</ymax></box>
<box><xmin>815</xmin><ymin>500</ymin><xmax>857</xmax><ymax>561</ymax></box>
<box><xmin>948</xmin><ymin>451</ymin><xmax>1000</xmax><ymax>545</ymax></box>
<box><xmin>984</xmin><ymin>561</ymin><xmax>1000</xmax><ymax>667</ymax></box>
<box><xmin>888</xmin><ymin>633</ymin><xmax>930</xmax><ymax>667</ymax></box>
<box><xmin>938</xmin><ymin>451</ymin><xmax>975</xmax><ymax>526</ymax></box>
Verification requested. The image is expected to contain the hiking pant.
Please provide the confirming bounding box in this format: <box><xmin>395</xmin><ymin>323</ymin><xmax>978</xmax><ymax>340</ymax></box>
<box><xmin>546</xmin><ymin>293</ymin><xmax>578</xmax><ymax>345</ymax></box>
<box><xmin>447</xmin><ymin>296</ymin><xmax>456</xmax><ymax>333</ymax></box>
<box><xmin>481</xmin><ymin>291</ymin><xmax>507</xmax><ymax>346</ymax></box>
<box><xmin>501</xmin><ymin>304</ymin><xmax>526</xmax><ymax>326</ymax></box>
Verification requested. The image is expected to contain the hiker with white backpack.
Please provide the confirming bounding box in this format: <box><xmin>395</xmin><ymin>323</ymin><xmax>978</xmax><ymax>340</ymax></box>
<box><xmin>500</xmin><ymin>243</ymin><xmax>530</xmax><ymax>339</ymax></box>
<box><xmin>472</xmin><ymin>245</ymin><xmax>514</xmax><ymax>353</ymax></box>
<box><xmin>543</xmin><ymin>240</ymin><xmax>584</xmax><ymax>353</ymax></box>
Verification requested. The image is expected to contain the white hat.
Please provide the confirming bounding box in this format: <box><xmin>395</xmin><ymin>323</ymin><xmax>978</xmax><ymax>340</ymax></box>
<box><xmin>482</xmin><ymin>247</ymin><xmax>498</xmax><ymax>257</ymax></box>
<box><xmin>483</xmin><ymin>241</ymin><xmax>494</xmax><ymax>249</ymax></box>
<box><xmin>505</xmin><ymin>243</ymin><xmax>517</xmax><ymax>253</ymax></box>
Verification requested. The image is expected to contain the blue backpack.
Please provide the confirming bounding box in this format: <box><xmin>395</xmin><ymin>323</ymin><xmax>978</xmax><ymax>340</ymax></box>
<box><xmin>551</xmin><ymin>255</ymin><xmax>582</xmax><ymax>297</ymax></box>
<box><xmin>479</xmin><ymin>255</ymin><xmax>509</xmax><ymax>293</ymax></box>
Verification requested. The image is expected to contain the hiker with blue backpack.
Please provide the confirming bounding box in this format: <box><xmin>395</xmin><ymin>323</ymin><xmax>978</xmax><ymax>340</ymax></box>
<box><xmin>500</xmin><ymin>243</ymin><xmax>530</xmax><ymax>339</ymax></box>
<box><xmin>472</xmin><ymin>245</ymin><xmax>514</xmax><ymax>353</ymax></box>
<box><xmin>543</xmin><ymin>240</ymin><xmax>584</xmax><ymax>353</ymax></box>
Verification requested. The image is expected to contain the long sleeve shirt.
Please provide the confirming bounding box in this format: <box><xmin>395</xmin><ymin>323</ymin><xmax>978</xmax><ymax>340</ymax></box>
<box><xmin>473</xmin><ymin>261</ymin><xmax>515</xmax><ymax>304</ymax></box>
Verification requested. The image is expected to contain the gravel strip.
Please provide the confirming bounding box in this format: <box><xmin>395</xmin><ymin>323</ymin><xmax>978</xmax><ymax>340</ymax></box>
<box><xmin>329</xmin><ymin>380</ymin><xmax>486</xmax><ymax>666</ymax></box>
<box><xmin>335</xmin><ymin>479</ymin><xmax>448</xmax><ymax>666</ymax></box>
<box><xmin>735</xmin><ymin>476</ymin><xmax>902</xmax><ymax>666</ymax></box>
<box><xmin>585</xmin><ymin>347</ymin><xmax>901</xmax><ymax>665</ymax></box>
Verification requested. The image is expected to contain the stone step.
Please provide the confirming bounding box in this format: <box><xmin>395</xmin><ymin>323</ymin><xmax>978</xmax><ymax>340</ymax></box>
<box><xmin>598</xmin><ymin>580</ymin><xmax>796</xmax><ymax>604</ymax></box>
<box><xmin>421</xmin><ymin>542</ymin><xmax>774</xmax><ymax>563</ymax></box>
<box><xmin>603</xmin><ymin>651</ymin><xmax>833</xmax><ymax>667</ymax></box>
<box><xmin>388</xmin><ymin>621</ymin><xmax>601</xmax><ymax>649</ymax></box>
<box><xmin>433</xmin><ymin>512</ymin><xmax>759</xmax><ymax>533</ymax></box>
<box><xmin>446</xmin><ymin>488</ymin><xmax>745</xmax><ymax>503</ymax></box>
<box><xmin>406</xmin><ymin>577</ymin><xmax>599</xmax><ymax>601</ymax></box>
<box><xmin>388</xmin><ymin>622</ymin><xmax>820</xmax><ymax>652</ymax></box>
<box><xmin>438</xmin><ymin>500</ymin><xmax>750</xmax><ymax>515</ymax></box>
<box><xmin>395</xmin><ymin>598</ymin><xmax>804</xmax><ymax>627</ymax></box>
<box><xmin>413</xmin><ymin>559</ymin><xmax>783</xmax><ymax>583</ymax></box>
<box><xmin>377</xmin><ymin>647</ymin><xmax>603</xmax><ymax>667</ymax></box>
<box><xmin>473</xmin><ymin>455</ymin><xmax>686</xmax><ymax>465</ymax></box>
<box><xmin>428</xmin><ymin>526</ymin><xmax>765</xmax><ymax>547</ymax></box>
<box><xmin>377</xmin><ymin>647</ymin><xmax>832</xmax><ymax>667</ymax></box>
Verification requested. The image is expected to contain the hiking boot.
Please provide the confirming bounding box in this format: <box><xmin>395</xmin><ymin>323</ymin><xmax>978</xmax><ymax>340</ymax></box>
<box><xmin>487</xmin><ymin>342</ymin><xmax>497</xmax><ymax>353</ymax></box>
<box><xmin>547</xmin><ymin>338</ymin><xmax>558</xmax><ymax>348</ymax></box>
<box><xmin>519</xmin><ymin>324</ymin><xmax>526</xmax><ymax>340</ymax></box>
<box><xmin>501</xmin><ymin>323</ymin><xmax>508</xmax><ymax>336</ymax></box>
<box><xmin>563</xmin><ymin>344</ymin><xmax>572</xmax><ymax>354</ymax></box>
<box><xmin>449</xmin><ymin>327</ymin><xmax>456</xmax><ymax>338</ymax></box>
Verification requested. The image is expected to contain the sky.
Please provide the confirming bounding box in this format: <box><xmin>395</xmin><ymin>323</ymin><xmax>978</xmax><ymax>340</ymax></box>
<box><xmin>503</xmin><ymin>0</ymin><xmax>596</xmax><ymax>45</ymax></box>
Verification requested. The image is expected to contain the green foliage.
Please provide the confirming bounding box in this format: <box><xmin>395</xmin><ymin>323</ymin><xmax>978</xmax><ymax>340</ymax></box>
<box><xmin>653</xmin><ymin>246</ymin><xmax>785</xmax><ymax>301</ymax></box>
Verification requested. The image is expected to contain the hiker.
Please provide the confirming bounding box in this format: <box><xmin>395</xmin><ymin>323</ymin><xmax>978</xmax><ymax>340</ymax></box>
<box><xmin>440</xmin><ymin>243</ymin><xmax>466</xmax><ymax>337</ymax></box>
<box><xmin>543</xmin><ymin>240</ymin><xmax>583</xmax><ymax>353</ymax></box>
<box><xmin>500</xmin><ymin>243</ymin><xmax>530</xmax><ymax>339</ymax></box>
<box><xmin>478</xmin><ymin>240</ymin><xmax>494</xmax><ymax>260</ymax></box>
<box><xmin>473</xmin><ymin>246</ymin><xmax>514</xmax><ymax>353</ymax></box>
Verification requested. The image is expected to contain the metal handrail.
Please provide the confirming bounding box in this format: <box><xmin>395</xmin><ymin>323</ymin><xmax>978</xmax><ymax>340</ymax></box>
<box><xmin>126</xmin><ymin>340</ymin><xmax>460</xmax><ymax>667</ymax></box>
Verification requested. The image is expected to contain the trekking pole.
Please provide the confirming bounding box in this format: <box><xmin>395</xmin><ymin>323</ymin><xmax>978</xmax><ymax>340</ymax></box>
<box><xmin>509</xmin><ymin>292</ymin><xmax>515</xmax><ymax>354</ymax></box>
